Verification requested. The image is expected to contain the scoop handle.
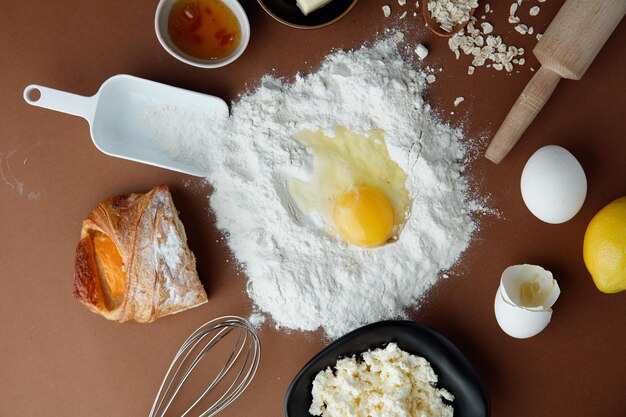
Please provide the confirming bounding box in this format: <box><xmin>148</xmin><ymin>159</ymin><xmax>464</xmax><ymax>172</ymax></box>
<box><xmin>485</xmin><ymin>66</ymin><xmax>562</xmax><ymax>164</ymax></box>
<box><xmin>23</xmin><ymin>84</ymin><xmax>96</xmax><ymax>122</ymax></box>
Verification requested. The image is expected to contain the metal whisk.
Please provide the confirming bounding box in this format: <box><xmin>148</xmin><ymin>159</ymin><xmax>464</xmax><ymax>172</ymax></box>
<box><xmin>149</xmin><ymin>316</ymin><xmax>261</xmax><ymax>417</ymax></box>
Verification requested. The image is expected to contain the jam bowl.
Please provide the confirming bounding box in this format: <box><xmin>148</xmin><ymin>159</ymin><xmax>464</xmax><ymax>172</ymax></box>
<box><xmin>155</xmin><ymin>0</ymin><xmax>250</xmax><ymax>68</ymax></box>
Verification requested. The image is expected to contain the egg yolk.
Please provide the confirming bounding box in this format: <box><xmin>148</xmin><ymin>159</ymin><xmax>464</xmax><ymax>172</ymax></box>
<box><xmin>333</xmin><ymin>186</ymin><xmax>395</xmax><ymax>247</ymax></box>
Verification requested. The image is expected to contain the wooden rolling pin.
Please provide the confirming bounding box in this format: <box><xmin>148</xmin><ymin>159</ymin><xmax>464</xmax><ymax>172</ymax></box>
<box><xmin>485</xmin><ymin>0</ymin><xmax>626</xmax><ymax>164</ymax></box>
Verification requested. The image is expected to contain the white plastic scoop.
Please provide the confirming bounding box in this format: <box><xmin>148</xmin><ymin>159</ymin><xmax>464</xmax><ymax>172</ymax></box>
<box><xmin>23</xmin><ymin>74</ymin><xmax>228</xmax><ymax>176</ymax></box>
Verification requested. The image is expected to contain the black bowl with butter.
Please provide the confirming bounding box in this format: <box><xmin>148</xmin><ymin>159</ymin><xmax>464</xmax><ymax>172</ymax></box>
<box><xmin>257</xmin><ymin>0</ymin><xmax>358</xmax><ymax>29</ymax></box>
<box><xmin>285</xmin><ymin>320</ymin><xmax>489</xmax><ymax>417</ymax></box>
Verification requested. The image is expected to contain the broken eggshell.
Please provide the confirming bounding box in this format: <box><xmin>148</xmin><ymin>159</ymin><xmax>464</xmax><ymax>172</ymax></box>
<box><xmin>494</xmin><ymin>264</ymin><xmax>560</xmax><ymax>339</ymax></box>
<box><xmin>494</xmin><ymin>292</ymin><xmax>552</xmax><ymax>339</ymax></box>
<box><xmin>500</xmin><ymin>264</ymin><xmax>560</xmax><ymax>309</ymax></box>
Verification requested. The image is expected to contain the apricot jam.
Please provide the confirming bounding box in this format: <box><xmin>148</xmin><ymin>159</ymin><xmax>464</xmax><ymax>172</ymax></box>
<box><xmin>168</xmin><ymin>0</ymin><xmax>241</xmax><ymax>60</ymax></box>
<box><xmin>92</xmin><ymin>231</ymin><xmax>126</xmax><ymax>298</ymax></box>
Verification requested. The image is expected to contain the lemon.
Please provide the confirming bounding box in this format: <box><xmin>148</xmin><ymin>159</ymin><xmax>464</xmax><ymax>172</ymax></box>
<box><xmin>583</xmin><ymin>197</ymin><xmax>626</xmax><ymax>293</ymax></box>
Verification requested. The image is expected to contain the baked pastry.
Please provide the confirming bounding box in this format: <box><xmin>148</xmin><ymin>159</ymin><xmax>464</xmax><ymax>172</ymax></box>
<box><xmin>73</xmin><ymin>185</ymin><xmax>207</xmax><ymax>323</ymax></box>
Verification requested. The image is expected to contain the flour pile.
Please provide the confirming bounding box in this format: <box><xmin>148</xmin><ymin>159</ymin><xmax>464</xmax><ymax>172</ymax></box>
<box><xmin>146</xmin><ymin>39</ymin><xmax>480</xmax><ymax>338</ymax></box>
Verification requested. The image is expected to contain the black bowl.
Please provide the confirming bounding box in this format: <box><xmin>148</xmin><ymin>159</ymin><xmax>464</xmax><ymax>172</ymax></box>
<box><xmin>257</xmin><ymin>0</ymin><xmax>359</xmax><ymax>29</ymax></box>
<box><xmin>285</xmin><ymin>320</ymin><xmax>489</xmax><ymax>417</ymax></box>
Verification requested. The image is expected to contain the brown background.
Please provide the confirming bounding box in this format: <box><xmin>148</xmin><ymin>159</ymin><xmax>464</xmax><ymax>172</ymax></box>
<box><xmin>1</xmin><ymin>0</ymin><xmax>625</xmax><ymax>416</ymax></box>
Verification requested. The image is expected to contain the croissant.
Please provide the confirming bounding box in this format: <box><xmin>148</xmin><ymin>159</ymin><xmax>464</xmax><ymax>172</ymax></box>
<box><xmin>73</xmin><ymin>184</ymin><xmax>207</xmax><ymax>323</ymax></box>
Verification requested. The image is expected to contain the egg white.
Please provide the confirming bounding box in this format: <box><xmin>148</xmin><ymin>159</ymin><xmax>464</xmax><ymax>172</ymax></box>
<box><xmin>289</xmin><ymin>126</ymin><xmax>411</xmax><ymax>240</ymax></box>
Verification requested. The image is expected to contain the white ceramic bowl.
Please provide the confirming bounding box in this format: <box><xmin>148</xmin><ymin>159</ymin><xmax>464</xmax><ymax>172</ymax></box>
<box><xmin>155</xmin><ymin>0</ymin><xmax>250</xmax><ymax>68</ymax></box>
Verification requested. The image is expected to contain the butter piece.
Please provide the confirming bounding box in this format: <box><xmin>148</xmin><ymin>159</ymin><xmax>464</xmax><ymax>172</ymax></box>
<box><xmin>296</xmin><ymin>0</ymin><xmax>333</xmax><ymax>16</ymax></box>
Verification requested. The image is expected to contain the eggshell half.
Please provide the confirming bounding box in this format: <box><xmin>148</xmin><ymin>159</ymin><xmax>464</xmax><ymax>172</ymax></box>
<box><xmin>521</xmin><ymin>145</ymin><xmax>587</xmax><ymax>224</ymax></box>
<box><xmin>500</xmin><ymin>264</ymin><xmax>560</xmax><ymax>309</ymax></box>
<box><xmin>494</xmin><ymin>289</ymin><xmax>553</xmax><ymax>339</ymax></box>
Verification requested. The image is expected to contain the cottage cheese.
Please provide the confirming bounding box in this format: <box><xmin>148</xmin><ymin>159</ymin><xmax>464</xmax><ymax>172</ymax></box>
<box><xmin>310</xmin><ymin>343</ymin><xmax>454</xmax><ymax>417</ymax></box>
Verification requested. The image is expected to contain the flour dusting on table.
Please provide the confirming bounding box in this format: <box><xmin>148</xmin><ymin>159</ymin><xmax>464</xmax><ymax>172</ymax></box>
<box><xmin>144</xmin><ymin>39</ymin><xmax>487</xmax><ymax>338</ymax></box>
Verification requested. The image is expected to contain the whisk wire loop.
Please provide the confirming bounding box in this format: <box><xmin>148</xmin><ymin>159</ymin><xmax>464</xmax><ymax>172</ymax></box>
<box><xmin>149</xmin><ymin>316</ymin><xmax>261</xmax><ymax>417</ymax></box>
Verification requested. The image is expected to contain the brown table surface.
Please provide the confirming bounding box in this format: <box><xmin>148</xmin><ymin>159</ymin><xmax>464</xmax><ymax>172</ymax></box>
<box><xmin>1</xmin><ymin>1</ymin><xmax>625</xmax><ymax>416</ymax></box>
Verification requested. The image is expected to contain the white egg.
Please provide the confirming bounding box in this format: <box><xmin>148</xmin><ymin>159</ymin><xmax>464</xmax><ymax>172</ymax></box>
<box><xmin>494</xmin><ymin>264</ymin><xmax>560</xmax><ymax>339</ymax></box>
<box><xmin>520</xmin><ymin>145</ymin><xmax>587</xmax><ymax>224</ymax></box>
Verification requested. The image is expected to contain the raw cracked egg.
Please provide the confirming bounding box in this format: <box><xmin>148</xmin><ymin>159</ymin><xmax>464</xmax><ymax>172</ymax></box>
<box><xmin>494</xmin><ymin>264</ymin><xmax>560</xmax><ymax>339</ymax></box>
<box><xmin>289</xmin><ymin>127</ymin><xmax>410</xmax><ymax>247</ymax></box>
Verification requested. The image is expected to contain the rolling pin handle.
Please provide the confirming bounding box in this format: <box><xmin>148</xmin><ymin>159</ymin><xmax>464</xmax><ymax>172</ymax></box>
<box><xmin>485</xmin><ymin>66</ymin><xmax>562</xmax><ymax>164</ymax></box>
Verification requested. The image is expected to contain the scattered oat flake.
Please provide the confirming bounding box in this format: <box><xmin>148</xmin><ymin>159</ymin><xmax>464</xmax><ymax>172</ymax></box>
<box><xmin>395</xmin><ymin>31</ymin><xmax>405</xmax><ymax>42</ymax></box>
<box><xmin>510</xmin><ymin>3</ymin><xmax>518</xmax><ymax>15</ymax></box>
<box><xmin>426</xmin><ymin>74</ymin><xmax>436</xmax><ymax>83</ymax></box>
<box><xmin>536</xmin><ymin>33</ymin><xmax>543</xmax><ymax>41</ymax></box>
<box><xmin>398</xmin><ymin>0</ymin><xmax>407</xmax><ymax>5</ymax></box>
<box><xmin>382</xmin><ymin>5</ymin><xmax>391</xmax><ymax>17</ymax></box>
<box><xmin>509</xmin><ymin>15</ymin><xmax>520</xmax><ymax>23</ymax></box>
<box><xmin>529</xmin><ymin>6</ymin><xmax>540</xmax><ymax>16</ymax></box>
<box><xmin>515</xmin><ymin>24</ymin><xmax>528</xmax><ymax>34</ymax></box>
<box><xmin>467</xmin><ymin>65</ymin><xmax>475</xmax><ymax>75</ymax></box>
<box><xmin>415</xmin><ymin>1</ymin><xmax>420</xmax><ymax>8</ymax></box>
<box><xmin>481</xmin><ymin>22</ymin><xmax>493</xmax><ymax>34</ymax></box>
<box><xmin>484</xmin><ymin>3</ymin><xmax>490</xmax><ymax>13</ymax></box>
<box><xmin>415</xmin><ymin>44</ymin><xmax>429</xmax><ymax>59</ymax></box>
<box><xmin>400</xmin><ymin>10</ymin><xmax>408</xmax><ymax>19</ymax></box>
<box><xmin>447</xmin><ymin>15</ymin><xmax>525</xmax><ymax>74</ymax></box>
<box><xmin>427</xmin><ymin>0</ymin><xmax>478</xmax><ymax>33</ymax></box>
<box><xmin>454</xmin><ymin>97</ymin><xmax>464</xmax><ymax>106</ymax></box>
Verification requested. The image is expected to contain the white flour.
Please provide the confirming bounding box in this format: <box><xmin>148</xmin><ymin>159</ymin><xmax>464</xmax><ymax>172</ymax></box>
<box><xmin>144</xmin><ymin>39</ymin><xmax>482</xmax><ymax>338</ymax></box>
